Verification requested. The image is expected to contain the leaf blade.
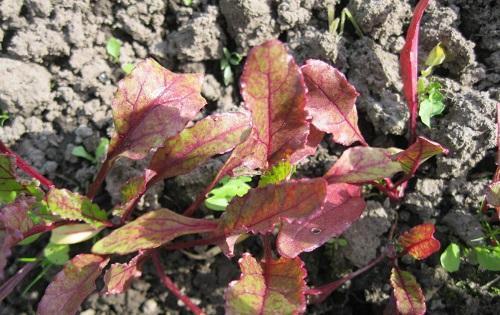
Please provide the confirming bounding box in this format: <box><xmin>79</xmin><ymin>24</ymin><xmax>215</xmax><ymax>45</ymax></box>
<box><xmin>390</xmin><ymin>268</ymin><xmax>426</xmax><ymax>315</ymax></box>
<box><xmin>440</xmin><ymin>243</ymin><xmax>460</xmax><ymax>272</ymax></box>
<box><xmin>396</xmin><ymin>136</ymin><xmax>448</xmax><ymax>173</ymax></box>
<box><xmin>398</xmin><ymin>223</ymin><xmax>440</xmax><ymax>260</ymax></box>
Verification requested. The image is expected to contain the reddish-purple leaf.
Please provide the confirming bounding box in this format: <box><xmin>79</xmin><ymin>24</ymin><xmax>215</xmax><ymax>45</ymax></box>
<box><xmin>217</xmin><ymin>178</ymin><xmax>327</xmax><ymax>256</ymax></box>
<box><xmin>92</xmin><ymin>209</ymin><xmax>218</xmax><ymax>255</ymax></box>
<box><xmin>486</xmin><ymin>182</ymin><xmax>500</xmax><ymax>207</ymax></box>
<box><xmin>37</xmin><ymin>254</ymin><xmax>109</xmax><ymax>315</ymax></box>
<box><xmin>0</xmin><ymin>196</ymin><xmax>35</xmax><ymax>279</ymax></box>
<box><xmin>390</xmin><ymin>267</ymin><xmax>426</xmax><ymax>315</ymax></box>
<box><xmin>395</xmin><ymin>136</ymin><xmax>448</xmax><ymax>174</ymax></box>
<box><xmin>148</xmin><ymin>112</ymin><xmax>251</xmax><ymax>185</ymax></box>
<box><xmin>400</xmin><ymin>0</ymin><xmax>430</xmax><ymax>140</ymax></box>
<box><xmin>107</xmin><ymin>58</ymin><xmax>206</xmax><ymax>161</ymax></box>
<box><xmin>324</xmin><ymin>147</ymin><xmax>403</xmax><ymax>184</ymax></box>
<box><xmin>102</xmin><ymin>252</ymin><xmax>145</xmax><ymax>295</ymax></box>
<box><xmin>398</xmin><ymin>223</ymin><xmax>440</xmax><ymax>260</ymax></box>
<box><xmin>302</xmin><ymin>59</ymin><xmax>366</xmax><ymax>146</ymax></box>
<box><xmin>225</xmin><ymin>253</ymin><xmax>307</xmax><ymax>315</ymax></box>
<box><xmin>290</xmin><ymin>126</ymin><xmax>325</xmax><ymax>164</ymax></box>
<box><xmin>112</xmin><ymin>169</ymin><xmax>156</xmax><ymax>217</ymax></box>
<box><xmin>277</xmin><ymin>183</ymin><xmax>365</xmax><ymax>258</ymax></box>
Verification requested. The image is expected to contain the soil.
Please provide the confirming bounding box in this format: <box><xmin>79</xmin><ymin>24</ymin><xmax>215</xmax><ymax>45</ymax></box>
<box><xmin>1</xmin><ymin>0</ymin><xmax>499</xmax><ymax>314</ymax></box>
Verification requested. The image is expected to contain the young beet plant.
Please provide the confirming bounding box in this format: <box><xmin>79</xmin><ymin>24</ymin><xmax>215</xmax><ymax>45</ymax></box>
<box><xmin>0</xmin><ymin>2</ymin><xmax>453</xmax><ymax>314</ymax></box>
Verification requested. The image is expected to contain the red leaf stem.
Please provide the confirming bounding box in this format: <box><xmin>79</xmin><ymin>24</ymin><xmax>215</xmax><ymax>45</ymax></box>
<box><xmin>151</xmin><ymin>251</ymin><xmax>205</xmax><ymax>315</ymax></box>
<box><xmin>0</xmin><ymin>141</ymin><xmax>55</xmax><ymax>189</ymax></box>
<box><xmin>86</xmin><ymin>157</ymin><xmax>113</xmax><ymax>199</ymax></box>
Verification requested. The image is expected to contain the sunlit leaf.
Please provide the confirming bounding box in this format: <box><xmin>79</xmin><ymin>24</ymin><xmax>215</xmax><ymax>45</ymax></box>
<box><xmin>106</xmin><ymin>37</ymin><xmax>121</xmax><ymax>62</ymax></box>
<box><xmin>37</xmin><ymin>254</ymin><xmax>109</xmax><ymax>315</ymax></box>
<box><xmin>225</xmin><ymin>253</ymin><xmax>306</xmax><ymax>315</ymax></box>
<box><xmin>398</xmin><ymin>223</ymin><xmax>440</xmax><ymax>260</ymax></box>
<box><xmin>205</xmin><ymin>176</ymin><xmax>252</xmax><ymax>211</ymax></box>
<box><xmin>92</xmin><ymin>209</ymin><xmax>218</xmax><ymax>255</ymax></box>
<box><xmin>424</xmin><ymin>42</ymin><xmax>446</xmax><ymax>68</ymax></box>
<box><xmin>46</xmin><ymin>189</ymin><xmax>108</xmax><ymax>227</ymax></box>
<box><xmin>289</xmin><ymin>126</ymin><xmax>325</xmax><ymax>164</ymax></box>
<box><xmin>301</xmin><ymin>59</ymin><xmax>365</xmax><ymax>146</ymax></box>
<box><xmin>440</xmin><ymin>243</ymin><xmax>460</xmax><ymax>273</ymax></box>
<box><xmin>324</xmin><ymin>147</ymin><xmax>403</xmax><ymax>184</ymax></box>
<box><xmin>277</xmin><ymin>183</ymin><xmax>365</xmax><ymax>258</ymax></box>
<box><xmin>102</xmin><ymin>252</ymin><xmax>144</xmax><ymax>295</ymax></box>
<box><xmin>107</xmin><ymin>58</ymin><xmax>206</xmax><ymax>161</ymax></box>
<box><xmin>390</xmin><ymin>268</ymin><xmax>426</xmax><ymax>315</ymax></box>
<box><xmin>475</xmin><ymin>246</ymin><xmax>500</xmax><ymax>271</ymax></box>
<box><xmin>395</xmin><ymin>136</ymin><xmax>448</xmax><ymax>173</ymax></box>
<box><xmin>258</xmin><ymin>160</ymin><xmax>294</xmax><ymax>188</ymax></box>
<box><xmin>218</xmin><ymin>178</ymin><xmax>327</xmax><ymax>256</ymax></box>
<box><xmin>50</xmin><ymin>223</ymin><xmax>103</xmax><ymax>245</ymax></box>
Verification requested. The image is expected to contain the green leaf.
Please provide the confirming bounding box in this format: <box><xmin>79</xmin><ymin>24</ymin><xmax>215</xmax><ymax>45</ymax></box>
<box><xmin>182</xmin><ymin>0</ymin><xmax>193</xmax><ymax>6</ymax></box>
<box><xmin>50</xmin><ymin>223</ymin><xmax>103</xmax><ymax>245</ymax></box>
<box><xmin>71</xmin><ymin>146</ymin><xmax>95</xmax><ymax>163</ymax></box>
<box><xmin>425</xmin><ymin>42</ymin><xmax>446</xmax><ymax>68</ymax></box>
<box><xmin>229</xmin><ymin>52</ymin><xmax>243</xmax><ymax>65</ymax></box>
<box><xmin>106</xmin><ymin>37</ymin><xmax>121</xmax><ymax>62</ymax></box>
<box><xmin>205</xmin><ymin>176</ymin><xmax>252</xmax><ymax>211</ymax></box>
<box><xmin>258</xmin><ymin>160</ymin><xmax>294</xmax><ymax>188</ymax></box>
<box><xmin>475</xmin><ymin>246</ymin><xmax>500</xmax><ymax>271</ymax></box>
<box><xmin>223</xmin><ymin>65</ymin><xmax>233</xmax><ymax>86</ymax></box>
<box><xmin>46</xmin><ymin>189</ymin><xmax>108</xmax><ymax>227</ymax></box>
<box><xmin>18</xmin><ymin>233</ymin><xmax>41</xmax><ymax>245</ymax></box>
<box><xmin>43</xmin><ymin>243</ymin><xmax>70</xmax><ymax>265</ymax></box>
<box><xmin>440</xmin><ymin>243</ymin><xmax>461</xmax><ymax>272</ymax></box>
<box><xmin>0</xmin><ymin>154</ymin><xmax>32</xmax><ymax>204</ymax></box>
<box><xmin>0</xmin><ymin>111</ymin><xmax>9</xmax><ymax>126</ymax></box>
<box><xmin>121</xmin><ymin>63</ymin><xmax>135</xmax><ymax>74</ymax></box>
<box><xmin>94</xmin><ymin>138</ymin><xmax>109</xmax><ymax>162</ymax></box>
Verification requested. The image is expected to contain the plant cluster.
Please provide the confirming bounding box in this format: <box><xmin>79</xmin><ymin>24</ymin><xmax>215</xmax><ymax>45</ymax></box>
<box><xmin>0</xmin><ymin>0</ymin><xmax>496</xmax><ymax>314</ymax></box>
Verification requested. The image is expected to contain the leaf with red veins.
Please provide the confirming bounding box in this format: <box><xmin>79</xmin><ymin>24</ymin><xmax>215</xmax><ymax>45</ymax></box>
<box><xmin>37</xmin><ymin>254</ymin><xmax>109</xmax><ymax>315</ymax></box>
<box><xmin>400</xmin><ymin>0</ymin><xmax>430</xmax><ymax>139</ymax></box>
<box><xmin>302</xmin><ymin>59</ymin><xmax>365</xmax><ymax>146</ymax></box>
<box><xmin>0</xmin><ymin>196</ymin><xmax>35</xmax><ymax>279</ymax></box>
<box><xmin>92</xmin><ymin>209</ymin><xmax>218</xmax><ymax>255</ymax></box>
<box><xmin>395</xmin><ymin>136</ymin><xmax>448</xmax><ymax>174</ymax></box>
<box><xmin>225</xmin><ymin>253</ymin><xmax>307</xmax><ymax>315</ymax></box>
<box><xmin>398</xmin><ymin>223</ymin><xmax>440</xmax><ymax>260</ymax></box>
<box><xmin>324</xmin><ymin>147</ymin><xmax>403</xmax><ymax>184</ymax></box>
<box><xmin>108</xmin><ymin>58</ymin><xmax>206</xmax><ymax>161</ymax></box>
<box><xmin>290</xmin><ymin>126</ymin><xmax>325</xmax><ymax>164</ymax></box>
<box><xmin>102</xmin><ymin>252</ymin><xmax>145</xmax><ymax>295</ymax></box>
<box><xmin>148</xmin><ymin>112</ymin><xmax>251</xmax><ymax>184</ymax></box>
<box><xmin>277</xmin><ymin>183</ymin><xmax>365</xmax><ymax>258</ymax></box>
<box><xmin>390</xmin><ymin>267</ymin><xmax>426</xmax><ymax>315</ymax></box>
<box><xmin>217</xmin><ymin>178</ymin><xmax>327</xmax><ymax>256</ymax></box>
<box><xmin>112</xmin><ymin>169</ymin><xmax>157</xmax><ymax>217</ymax></box>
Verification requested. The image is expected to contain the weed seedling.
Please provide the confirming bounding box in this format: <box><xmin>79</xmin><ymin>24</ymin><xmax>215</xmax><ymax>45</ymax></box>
<box><xmin>220</xmin><ymin>47</ymin><xmax>242</xmax><ymax>86</ymax></box>
<box><xmin>71</xmin><ymin>137</ymin><xmax>109</xmax><ymax>164</ymax></box>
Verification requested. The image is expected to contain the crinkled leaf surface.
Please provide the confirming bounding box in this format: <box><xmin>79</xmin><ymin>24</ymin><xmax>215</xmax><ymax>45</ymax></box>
<box><xmin>398</xmin><ymin>223</ymin><xmax>440</xmax><ymax>260</ymax></box>
<box><xmin>400</xmin><ymin>0</ymin><xmax>430</xmax><ymax>122</ymax></box>
<box><xmin>112</xmin><ymin>169</ymin><xmax>156</xmax><ymax>217</ymax></box>
<box><xmin>396</xmin><ymin>136</ymin><xmax>448</xmax><ymax>173</ymax></box>
<box><xmin>46</xmin><ymin>189</ymin><xmax>108</xmax><ymax>227</ymax></box>
<box><xmin>218</xmin><ymin>178</ymin><xmax>327</xmax><ymax>256</ymax></box>
<box><xmin>390</xmin><ymin>268</ymin><xmax>426</xmax><ymax>315</ymax></box>
<box><xmin>108</xmin><ymin>58</ymin><xmax>206</xmax><ymax>161</ymax></box>
<box><xmin>0</xmin><ymin>196</ymin><xmax>35</xmax><ymax>279</ymax></box>
<box><xmin>324</xmin><ymin>147</ymin><xmax>403</xmax><ymax>184</ymax></box>
<box><xmin>277</xmin><ymin>183</ymin><xmax>365</xmax><ymax>258</ymax></box>
<box><xmin>148</xmin><ymin>112</ymin><xmax>251</xmax><ymax>183</ymax></box>
<box><xmin>102</xmin><ymin>252</ymin><xmax>144</xmax><ymax>295</ymax></box>
<box><xmin>37</xmin><ymin>254</ymin><xmax>109</xmax><ymax>315</ymax></box>
<box><xmin>92</xmin><ymin>209</ymin><xmax>217</xmax><ymax>255</ymax></box>
<box><xmin>225</xmin><ymin>253</ymin><xmax>307</xmax><ymax>315</ymax></box>
<box><xmin>301</xmin><ymin>59</ymin><xmax>365</xmax><ymax>146</ymax></box>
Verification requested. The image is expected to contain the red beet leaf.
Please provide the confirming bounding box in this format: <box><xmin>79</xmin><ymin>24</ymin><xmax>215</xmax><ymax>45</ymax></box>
<box><xmin>290</xmin><ymin>126</ymin><xmax>325</xmax><ymax>164</ymax></box>
<box><xmin>398</xmin><ymin>223</ymin><xmax>440</xmax><ymax>260</ymax></box>
<box><xmin>0</xmin><ymin>196</ymin><xmax>35</xmax><ymax>279</ymax></box>
<box><xmin>301</xmin><ymin>59</ymin><xmax>366</xmax><ymax>146</ymax></box>
<box><xmin>400</xmin><ymin>0</ymin><xmax>430</xmax><ymax>142</ymax></box>
<box><xmin>324</xmin><ymin>146</ymin><xmax>403</xmax><ymax>184</ymax></box>
<box><xmin>395</xmin><ymin>136</ymin><xmax>448</xmax><ymax>174</ymax></box>
<box><xmin>102</xmin><ymin>251</ymin><xmax>145</xmax><ymax>295</ymax></box>
<box><xmin>112</xmin><ymin>169</ymin><xmax>156</xmax><ymax>218</ymax></box>
<box><xmin>277</xmin><ymin>183</ymin><xmax>365</xmax><ymax>258</ymax></box>
<box><xmin>37</xmin><ymin>254</ymin><xmax>109</xmax><ymax>315</ymax></box>
<box><xmin>217</xmin><ymin>178</ymin><xmax>327</xmax><ymax>256</ymax></box>
<box><xmin>225</xmin><ymin>253</ymin><xmax>307</xmax><ymax>315</ymax></box>
<box><xmin>390</xmin><ymin>267</ymin><xmax>426</xmax><ymax>315</ymax></box>
<box><xmin>184</xmin><ymin>39</ymin><xmax>309</xmax><ymax>215</ymax></box>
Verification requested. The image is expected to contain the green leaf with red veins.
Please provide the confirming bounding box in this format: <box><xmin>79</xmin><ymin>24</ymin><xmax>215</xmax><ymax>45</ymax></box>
<box><xmin>301</xmin><ymin>59</ymin><xmax>366</xmax><ymax>146</ymax></box>
<box><xmin>37</xmin><ymin>254</ymin><xmax>109</xmax><ymax>315</ymax></box>
<box><xmin>486</xmin><ymin>182</ymin><xmax>500</xmax><ymax>207</ymax></box>
<box><xmin>112</xmin><ymin>169</ymin><xmax>157</xmax><ymax>217</ymax></box>
<box><xmin>46</xmin><ymin>189</ymin><xmax>108</xmax><ymax>228</ymax></box>
<box><xmin>148</xmin><ymin>112</ymin><xmax>251</xmax><ymax>184</ymax></box>
<box><xmin>92</xmin><ymin>209</ymin><xmax>218</xmax><ymax>255</ymax></box>
<box><xmin>324</xmin><ymin>147</ymin><xmax>403</xmax><ymax>184</ymax></box>
<box><xmin>0</xmin><ymin>154</ymin><xmax>43</xmax><ymax>203</ymax></box>
<box><xmin>398</xmin><ymin>223</ymin><xmax>440</xmax><ymax>260</ymax></box>
<box><xmin>102</xmin><ymin>252</ymin><xmax>144</xmax><ymax>295</ymax></box>
<box><xmin>108</xmin><ymin>58</ymin><xmax>206</xmax><ymax>161</ymax></box>
<box><xmin>0</xmin><ymin>196</ymin><xmax>35</xmax><ymax>279</ymax></box>
<box><xmin>217</xmin><ymin>178</ymin><xmax>327</xmax><ymax>256</ymax></box>
<box><xmin>277</xmin><ymin>183</ymin><xmax>365</xmax><ymax>258</ymax></box>
<box><xmin>225</xmin><ymin>253</ymin><xmax>307</xmax><ymax>315</ymax></box>
<box><xmin>395</xmin><ymin>136</ymin><xmax>448</xmax><ymax>173</ymax></box>
<box><xmin>390</xmin><ymin>268</ymin><xmax>426</xmax><ymax>315</ymax></box>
